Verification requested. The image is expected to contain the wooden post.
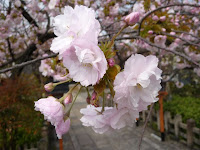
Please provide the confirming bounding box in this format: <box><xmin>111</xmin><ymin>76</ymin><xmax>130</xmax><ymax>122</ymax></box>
<box><xmin>59</xmin><ymin>139</ymin><xmax>63</xmax><ymax>150</ymax></box>
<box><xmin>164</xmin><ymin>111</ymin><xmax>171</xmax><ymax>132</ymax></box>
<box><xmin>174</xmin><ymin>115</ymin><xmax>182</xmax><ymax>140</ymax></box>
<box><xmin>158</xmin><ymin>91</ymin><xmax>168</xmax><ymax>141</ymax></box>
<box><xmin>187</xmin><ymin>119</ymin><xmax>195</xmax><ymax>148</ymax></box>
<box><xmin>136</xmin><ymin>118</ymin><xmax>139</xmax><ymax>126</ymax></box>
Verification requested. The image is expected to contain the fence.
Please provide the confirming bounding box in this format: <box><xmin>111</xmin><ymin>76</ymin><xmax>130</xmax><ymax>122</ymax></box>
<box><xmin>140</xmin><ymin>108</ymin><xmax>200</xmax><ymax>149</ymax></box>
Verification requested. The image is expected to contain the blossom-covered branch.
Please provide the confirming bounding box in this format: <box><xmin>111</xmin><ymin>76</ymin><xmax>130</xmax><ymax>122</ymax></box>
<box><xmin>138</xmin><ymin>3</ymin><xmax>200</xmax><ymax>35</ymax></box>
<box><xmin>0</xmin><ymin>53</ymin><xmax>58</xmax><ymax>74</ymax></box>
<box><xmin>116</xmin><ymin>36</ymin><xmax>200</xmax><ymax>67</ymax></box>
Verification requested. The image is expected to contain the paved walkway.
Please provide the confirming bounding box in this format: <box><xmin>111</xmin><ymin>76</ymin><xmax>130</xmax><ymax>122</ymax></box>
<box><xmin>54</xmin><ymin>90</ymin><xmax>189</xmax><ymax>150</ymax></box>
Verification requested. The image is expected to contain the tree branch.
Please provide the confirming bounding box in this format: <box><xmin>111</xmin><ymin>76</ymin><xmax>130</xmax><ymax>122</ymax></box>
<box><xmin>0</xmin><ymin>53</ymin><xmax>58</xmax><ymax>74</ymax></box>
<box><xmin>19</xmin><ymin>6</ymin><xmax>39</xmax><ymax>28</ymax></box>
<box><xmin>6</xmin><ymin>38</ymin><xmax>15</xmax><ymax>61</ymax></box>
<box><xmin>138</xmin><ymin>103</ymin><xmax>154</xmax><ymax>150</ymax></box>
<box><xmin>138</xmin><ymin>3</ymin><xmax>200</xmax><ymax>36</ymax></box>
<box><xmin>160</xmin><ymin>32</ymin><xmax>200</xmax><ymax>49</ymax></box>
<box><xmin>116</xmin><ymin>36</ymin><xmax>200</xmax><ymax>67</ymax></box>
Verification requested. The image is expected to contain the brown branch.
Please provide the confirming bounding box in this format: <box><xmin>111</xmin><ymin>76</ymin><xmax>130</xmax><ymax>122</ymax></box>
<box><xmin>19</xmin><ymin>6</ymin><xmax>39</xmax><ymax>28</ymax></box>
<box><xmin>0</xmin><ymin>32</ymin><xmax>56</xmax><ymax>68</ymax></box>
<box><xmin>138</xmin><ymin>3</ymin><xmax>200</xmax><ymax>36</ymax></box>
<box><xmin>172</xmin><ymin>30</ymin><xmax>200</xmax><ymax>40</ymax></box>
<box><xmin>160</xmin><ymin>32</ymin><xmax>200</xmax><ymax>48</ymax></box>
<box><xmin>138</xmin><ymin>103</ymin><xmax>154</xmax><ymax>150</ymax></box>
<box><xmin>0</xmin><ymin>53</ymin><xmax>58</xmax><ymax>74</ymax></box>
<box><xmin>115</xmin><ymin>36</ymin><xmax>200</xmax><ymax>67</ymax></box>
<box><xmin>6</xmin><ymin>38</ymin><xmax>15</xmax><ymax>61</ymax></box>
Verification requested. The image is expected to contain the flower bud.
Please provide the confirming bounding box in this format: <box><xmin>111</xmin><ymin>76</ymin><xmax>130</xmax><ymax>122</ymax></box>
<box><xmin>91</xmin><ymin>91</ymin><xmax>97</xmax><ymax>101</ymax></box>
<box><xmin>108</xmin><ymin>58</ymin><xmax>115</xmax><ymax>67</ymax></box>
<box><xmin>160</xmin><ymin>16</ymin><xmax>166</xmax><ymax>22</ymax></box>
<box><xmin>170</xmin><ymin>32</ymin><xmax>175</xmax><ymax>35</ymax></box>
<box><xmin>15</xmin><ymin>0</ymin><xmax>21</xmax><ymax>7</ymax></box>
<box><xmin>148</xmin><ymin>30</ymin><xmax>153</xmax><ymax>34</ymax></box>
<box><xmin>64</xmin><ymin>93</ymin><xmax>73</xmax><ymax>105</ymax></box>
<box><xmin>44</xmin><ymin>83</ymin><xmax>54</xmax><ymax>92</ymax></box>
<box><xmin>124</xmin><ymin>12</ymin><xmax>140</xmax><ymax>26</ymax></box>
<box><xmin>152</xmin><ymin>15</ymin><xmax>159</xmax><ymax>21</ymax></box>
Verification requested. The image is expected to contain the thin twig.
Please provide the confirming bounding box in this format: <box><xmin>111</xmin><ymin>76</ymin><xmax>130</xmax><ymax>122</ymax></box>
<box><xmin>115</xmin><ymin>36</ymin><xmax>200</xmax><ymax>67</ymax></box>
<box><xmin>160</xmin><ymin>32</ymin><xmax>200</xmax><ymax>48</ymax></box>
<box><xmin>137</xmin><ymin>3</ymin><xmax>200</xmax><ymax>36</ymax></box>
<box><xmin>138</xmin><ymin>103</ymin><xmax>154</xmax><ymax>150</ymax></box>
<box><xmin>0</xmin><ymin>53</ymin><xmax>58</xmax><ymax>74</ymax></box>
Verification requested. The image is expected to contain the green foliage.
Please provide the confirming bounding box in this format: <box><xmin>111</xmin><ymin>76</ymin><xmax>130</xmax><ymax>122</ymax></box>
<box><xmin>170</xmin><ymin>82</ymin><xmax>200</xmax><ymax>98</ymax></box>
<box><xmin>163</xmin><ymin>95</ymin><xmax>200</xmax><ymax>128</ymax></box>
<box><xmin>0</xmin><ymin>75</ymin><xmax>44</xmax><ymax>149</ymax></box>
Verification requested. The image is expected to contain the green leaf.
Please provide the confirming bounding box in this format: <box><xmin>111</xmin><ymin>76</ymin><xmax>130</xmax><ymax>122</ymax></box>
<box><xmin>94</xmin><ymin>79</ymin><xmax>106</xmax><ymax>95</ymax></box>
<box><xmin>106</xmin><ymin>65</ymin><xmax>119</xmax><ymax>80</ymax></box>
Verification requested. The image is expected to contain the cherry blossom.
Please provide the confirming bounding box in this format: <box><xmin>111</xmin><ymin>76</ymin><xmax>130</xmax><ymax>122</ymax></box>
<box><xmin>113</xmin><ymin>54</ymin><xmax>162</xmax><ymax>110</ymax></box>
<box><xmin>124</xmin><ymin>12</ymin><xmax>140</xmax><ymax>26</ymax></box>
<box><xmin>55</xmin><ymin>119</ymin><xmax>71</xmax><ymax>139</ymax></box>
<box><xmin>50</xmin><ymin>5</ymin><xmax>100</xmax><ymax>57</ymax></box>
<box><xmin>62</xmin><ymin>39</ymin><xmax>107</xmax><ymax>86</ymax></box>
<box><xmin>34</xmin><ymin>96</ymin><xmax>64</xmax><ymax>127</ymax></box>
<box><xmin>80</xmin><ymin>105</ymin><xmax>112</xmax><ymax>134</ymax></box>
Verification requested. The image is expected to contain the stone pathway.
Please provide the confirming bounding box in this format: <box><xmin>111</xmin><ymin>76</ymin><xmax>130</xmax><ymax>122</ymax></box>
<box><xmin>54</xmin><ymin>90</ymin><xmax>189</xmax><ymax>150</ymax></box>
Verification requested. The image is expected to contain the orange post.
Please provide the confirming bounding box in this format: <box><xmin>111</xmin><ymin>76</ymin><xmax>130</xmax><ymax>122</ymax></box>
<box><xmin>158</xmin><ymin>91</ymin><xmax>168</xmax><ymax>141</ymax></box>
<box><xmin>59</xmin><ymin>139</ymin><xmax>63</xmax><ymax>150</ymax></box>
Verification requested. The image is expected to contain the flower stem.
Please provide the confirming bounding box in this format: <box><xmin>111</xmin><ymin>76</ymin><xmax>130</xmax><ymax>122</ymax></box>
<box><xmin>66</xmin><ymin>86</ymin><xmax>82</xmax><ymax>117</ymax></box>
<box><xmin>86</xmin><ymin>87</ymin><xmax>91</xmax><ymax>98</ymax></box>
<box><xmin>108</xmin><ymin>24</ymin><xmax>128</xmax><ymax>48</ymax></box>
<box><xmin>101</xmin><ymin>91</ymin><xmax>105</xmax><ymax>113</ymax></box>
<box><xmin>54</xmin><ymin>79</ymin><xmax>72</xmax><ymax>87</ymax></box>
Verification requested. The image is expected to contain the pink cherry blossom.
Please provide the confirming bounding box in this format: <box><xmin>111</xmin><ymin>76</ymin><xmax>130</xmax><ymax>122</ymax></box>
<box><xmin>80</xmin><ymin>105</ymin><xmax>112</xmax><ymax>134</ymax></box>
<box><xmin>55</xmin><ymin>119</ymin><xmax>71</xmax><ymax>139</ymax></box>
<box><xmin>154</xmin><ymin>35</ymin><xmax>167</xmax><ymax>48</ymax></box>
<box><xmin>103</xmin><ymin>107</ymin><xmax>139</xmax><ymax>129</ymax></box>
<box><xmin>62</xmin><ymin>39</ymin><xmax>107</xmax><ymax>86</ymax></box>
<box><xmin>132</xmin><ymin>2</ymin><xmax>145</xmax><ymax>16</ymax></box>
<box><xmin>160</xmin><ymin>16</ymin><xmax>166</xmax><ymax>21</ymax></box>
<box><xmin>39</xmin><ymin>55</ymin><xmax>55</xmax><ymax>77</ymax></box>
<box><xmin>152</xmin><ymin>15</ymin><xmax>159</xmax><ymax>21</ymax></box>
<box><xmin>48</xmin><ymin>0</ymin><xmax>59</xmax><ymax>9</ymax></box>
<box><xmin>148</xmin><ymin>30</ymin><xmax>153</xmax><ymax>34</ymax></box>
<box><xmin>124</xmin><ymin>12</ymin><xmax>140</xmax><ymax>26</ymax></box>
<box><xmin>35</xmin><ymin>96</ymin><xmax>64</xmax><ymax>126</ymax></box>
<box><xmin>113</xmin><ymin>54</ymin><xmax>162</xmax><ymax>110</ymax></box>
<box><xmin>175</xmin><ymin>81</ymin><xmax>184</xmax><ymax>88</ymax></box>
<box><xmin>50</xmin><ymin>5</ymin><xmax>100</xmax><ymax>57</ymax></box>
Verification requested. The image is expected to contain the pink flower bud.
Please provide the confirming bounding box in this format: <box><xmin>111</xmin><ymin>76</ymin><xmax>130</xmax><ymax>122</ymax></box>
<box><xmin>175</xmin><ymin>38</ymin><xmax>181</xmax><ymax>44</ymax></box>
<box><xmin>64</xmin><ymin>93</ymin><xmax>73</xmax><ymax>105</ymax></box>
<box><xmin>170</xmin><ymin>32</ymin><xmax>175</xmax><ymax>35</ymax></box>
<box><xmin>124</xmin><ymin>12</ymin><xmax>140</xmax><ymax>26</ymax></box>
<box><xmin>160</xmin><ymin>16</ymin><xmax>166</xmax><ymax>22</ymax></box>
<box><xmin>148</xmin><ymin>30</ymin><xmax>153</xmax><ymax>34</ymax></box>
<box><xmin>162</xmin><ymin>28</ymin><xmax>166</xmax><ymax>32</ymax></box>
<box><xmin>108</xmin><ymin>58</ymin><xmax>115</xmax><ymax>67</ymax></box>
<box><xmin>91</xmin><ymin>91</ymin><xmax>97</xmax><ymax>101</ymax></box>
<box><xmin>175</xmin><ymin>23</ymin><xmax>179</xmax><ymax>26</ymax></box>
<box><xmin>44</xmin><ymin>83</ymin><xmax>54</xmax><ymax>92</ymax></box>
<box><xmin>152</xmin><ymin>15</ymin><xmax>159</xmax><ymax>21</ymax></box>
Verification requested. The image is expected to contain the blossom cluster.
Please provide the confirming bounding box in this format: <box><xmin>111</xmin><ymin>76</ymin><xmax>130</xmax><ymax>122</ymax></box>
<box><xmin>80</xmin><ymin>54</ymin><xmax>162</xmax><ymax>133</ymax></box>
<box><xmin>35</xmin><ymin>5</ymin><xmax>162</xmax><ymax>139</ymax></box>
